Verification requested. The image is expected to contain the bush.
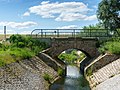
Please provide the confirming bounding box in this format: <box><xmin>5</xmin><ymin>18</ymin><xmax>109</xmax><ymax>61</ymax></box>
<box><xmin>99</xmin><ymin>41</ymin><xmax>120</xmax><ymax>54</ymax></box>
<box><xmin>9</xmin><ymin>47</ymin><xmax>34</xmax><ymax>60</ymax></box>
<box><xmin>0</xmin><ymin>52</ymin><xmax>15</xmax><ymax>67</ymax></box>
<box><xmin>57</xmin><ymin>67</ymin><xmax>64</xmax><ymax>76</ymax></box>
<box><xmin>0</xmin><ymin>34</ymin><xmax>48</xmax><ymax>67</ymax></box>
<box><xmin>43</xmin><ymin>73</ymin><xmax>52</xmax><ymax>83</ymax></box>
<box><xmin>0</xmin><ymin>59</ymin><xmax>6</xmax><ymax>66</ymax></box>
<box><xmin>86</xmin><ymin>65</ymin><xmax>93</xmax><ymax>76</ymax></box>
<box><xmin>58</xmin><ymin>52</ymin><xmax>77</xmax><ymax>64</ymax></box>
<box><xmin>18</xmin><ymin>42</ymin><xmax>25</xmax><ymax>48</ymax></box>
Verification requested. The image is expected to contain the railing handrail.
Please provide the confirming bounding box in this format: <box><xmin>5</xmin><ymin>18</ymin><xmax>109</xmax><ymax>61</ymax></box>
<box><xmin>31</xmin><ymin>29</ymin><xmax>119</xmax><ymax>38</ymax></box>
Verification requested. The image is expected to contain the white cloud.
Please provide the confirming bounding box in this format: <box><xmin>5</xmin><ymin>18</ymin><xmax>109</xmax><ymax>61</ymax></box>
<box><xmin>23</xmin><ymin>1</ymin><xmax>96</xmax><ymax>21</ymax></box>
<box><xmin>23</xmin><ymin>12</ymin><xmax>30</xmax><ymax>16</ymax></box>
<box><xmin>55</xmin><ymin>13</ymin><xmax>87</xmax><ymax>21</ymax></box>
<box><xmin>41</xmin><ymin>1</ymin><xmax>50</xmax><ymax>5</ymax></box>
<box><xmin>0</xmin><ymin>30</ymin><xmax>3</xmax><ymax>34</ymax></box>
<box><xmin>84</xmin><ymin>15</ymin><xmax>97</xmax><ymax>21</ymax></box>
<box><xmin>56</xmin><ymin>25</ymin><xmax>79</xmax><ymax>29</ymax></box>
<box><xmin>0</xmin><ymin>29</ymin><xmax>16</xmax><ymax>34</ymax></box>
<box><xmin>0</xmin><ymin>21</ymin><xmax>37</xmax><ymax>29</ymax></box>
<box><xmin>6</xmin><ymin>30</ymin><xmax>16</xmax><ymax>34</ymax></box>
<box><xmin>19</xmin><ymin>31</ymin><xmax>31</xmax><ymax>34</ymax></box>
<box><xmin>93</xmin><ymin>5</ymin><xmax>97</xmax><ymax>9</ymax></box>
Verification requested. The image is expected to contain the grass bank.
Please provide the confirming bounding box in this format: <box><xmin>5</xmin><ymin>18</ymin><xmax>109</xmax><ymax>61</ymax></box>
<box><xmin>99</xmin><ymin>37</ymin><xmax>120</xmax><ymax>54</ymax></box>
<box><xmin>0</xmin><ymin>34</ymin><xmax>48</xmax><ymax>67</ymax></box>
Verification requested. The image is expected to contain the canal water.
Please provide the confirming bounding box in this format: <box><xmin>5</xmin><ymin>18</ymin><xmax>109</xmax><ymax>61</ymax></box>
<box><xmin>50</xmin><ymin>65</ymin><xmax>90</xmax><ymax>90</ymax></box>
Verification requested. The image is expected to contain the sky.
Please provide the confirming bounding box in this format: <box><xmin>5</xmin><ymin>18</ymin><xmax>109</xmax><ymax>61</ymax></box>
<box><xmin>0</xmin><ymin>0</ymin><xmax>101</xmax><ymax>34</ymax></box>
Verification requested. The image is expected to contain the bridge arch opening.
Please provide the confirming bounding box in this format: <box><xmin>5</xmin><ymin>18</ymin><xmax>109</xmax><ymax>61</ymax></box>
<box><xmin>57</xmin><ymin>48</ymin><xmax>91</xmax><ymax>66</ymax></box>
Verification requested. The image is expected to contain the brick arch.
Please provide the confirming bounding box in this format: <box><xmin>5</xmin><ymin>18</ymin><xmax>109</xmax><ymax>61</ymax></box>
<box><xmin>54</xmin><ymin>48</ymin><xmax>91</xmax><ymax>59</ymax></box>
<box><xmin>45</xmin><ymin>38</ymin><xmax>100</xmax><ymax>59</ymax></box>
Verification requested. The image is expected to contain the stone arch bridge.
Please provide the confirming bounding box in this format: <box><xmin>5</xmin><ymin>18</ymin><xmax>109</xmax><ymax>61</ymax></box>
<box><xmin>45</xmin><ymin>37</ymin><xmax>99</xmax><ymax>58</ymax></box>
<box><xmin>38</xmin><ymin>37</ymin><xmax>100</xmax><ymax>74</ymax></box>
<box><xmin>31</xmin><ymin>28</ymin><xmax>118</xmax><ymax>74</ymax></box>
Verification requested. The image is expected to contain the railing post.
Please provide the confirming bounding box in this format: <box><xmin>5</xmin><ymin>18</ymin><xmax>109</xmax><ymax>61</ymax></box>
<box><xmin>90</xmin><ymin>29</ymin><xmax>91</xmax><ymax>37</ymax></box>
<box><xmin>36</xmin><ymin>34</ymin><xmax>37</xmax><ymax>38</ymax></box>
<box><xmin>73</xmin><ymin>29</ymin><xmax>75</xmax><ymax>37</ymax></box>
<box><xmin>45</xmin><ymin>32</ymin><xmax>46</xmax><ymax>37</ymax></box>
<box><xmin>57</xmin><ymin>29</ymin><xmax>59</xmax><ymax>37</ymax></box>
<box><xmin>41</xmin><ymin>29</ymin><xmax>43</xmax><ymax>37</ymax></box>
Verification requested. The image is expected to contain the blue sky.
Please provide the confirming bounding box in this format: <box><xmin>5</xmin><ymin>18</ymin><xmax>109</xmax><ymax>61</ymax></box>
<box><xmin>0</xmin><ymin>0</ymin><xmax>101</xmax><ymax>34</ymax></box>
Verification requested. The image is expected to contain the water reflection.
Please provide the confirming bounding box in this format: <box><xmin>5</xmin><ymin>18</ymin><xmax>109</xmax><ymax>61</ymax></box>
<box><xmin>66</xmin><ymin>65</ymin><xmax>80</xmax><ymax>78</ymax></box>
<box><xmin>50</xmin><ymin>65</ymin><xmax>90</xmax><ymax>90</ymax></box>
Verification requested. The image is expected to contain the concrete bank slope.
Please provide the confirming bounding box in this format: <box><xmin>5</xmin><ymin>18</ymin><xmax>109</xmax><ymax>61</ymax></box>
<box><xmin>85</xmin><ymin>54</ymin><xmax>120</xmax><ymax>89</ymax></box>
<box><xmin>0</xmin><ymin>56</ymin><xmax>58</xmax><ymax>90</ymax></box>
<box><xmin>95</xmin><ymin>74</ymin><xmax>120</xmax><ymax>90</ymax></box>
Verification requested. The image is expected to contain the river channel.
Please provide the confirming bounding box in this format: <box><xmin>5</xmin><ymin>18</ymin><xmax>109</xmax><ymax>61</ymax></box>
<box><xmin>50</xmin><ymin>65</ymin><xmax>90</xmax><ymax>90</ymax></box>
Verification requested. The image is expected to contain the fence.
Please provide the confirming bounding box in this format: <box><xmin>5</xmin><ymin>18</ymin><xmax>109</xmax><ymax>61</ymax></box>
<box><xmin>31</xmin><ymin>29</ymin><xmax>119</xmax><ymax>38</ymax></box>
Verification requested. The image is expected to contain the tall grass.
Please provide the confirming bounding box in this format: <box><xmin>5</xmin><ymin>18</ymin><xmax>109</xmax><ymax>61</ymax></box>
<box><xmin>99</xmin><ymin>38</ymin><xmax>120</xmax><ymax>54</ymax></box>
<box><xmin>0</xmin><ymin>48</ymin><xmax>34</xmax><ymax>66</ymax></box>
<box><xmin>0</xmin><ymin>34</ymin><xmax>48</xmax><ymax>67</ymax></box>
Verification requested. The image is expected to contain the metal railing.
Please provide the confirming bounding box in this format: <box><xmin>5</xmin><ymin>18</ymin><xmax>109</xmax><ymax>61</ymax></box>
<box><xmin>31</xmin><ymin>29</ymin><xmax>119</xmax><ymax>38</ymax></box>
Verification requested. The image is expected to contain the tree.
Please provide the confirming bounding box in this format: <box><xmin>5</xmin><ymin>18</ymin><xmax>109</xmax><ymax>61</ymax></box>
<box><xmin>81</xmin><ymin>23</ymin><xmax>107</xmax><ymax>37</ymax></box>
<box><xmin>83</xmin><ymin>23</ymin><xmax>104</xmax><ymax>29</ymax></box>
<box><xmin>97</xmin><ymin>0</ymin><xmax>120</xmax><ymax>31</ymax></box>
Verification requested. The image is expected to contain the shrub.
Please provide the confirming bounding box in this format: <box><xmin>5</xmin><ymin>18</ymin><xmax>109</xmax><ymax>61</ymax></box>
<box><xmin>32</xmin><ymin>46</ymin><xmax>43</xmax><ymax>55</ymax></box>
<box><xmin>86</xmin><ymin>65</ymin><xmax>93</xmax><ymax>76</ymax></box>
<box><xmin>43</xmin><ymin>73</ymin><xmax>52</xmax><ymax>83</ymax></box>
<box><xmin>0</xmin><ymin>43</ymin><xmax>2</xmax><ymax>48</ymax></box>
<box><xmin>10</xmin><ymin>34</ymin><xmax>25</xmax><ymax>43</ymax></box>
<box><xmin>0</xmin><ymin>59</ymin><xmax>6</xmax><ymax>66</ymax></box>
<box><xmin>57</xmin><ymin>67</ymin><xmax>64</xmax><ymax>76</ymax></box>
<box><xmin>0</xmin><ymin>34</ymin><xmax>48</xmax><ymax>67</ymax></box>
<box><xmin>99</xmin><ymin>41</ymin><xmax>120</xmax><ymax>54</ymax></box>
<box><xmin>9</xmin><ymin>47</ymin><xmax>34</xmax><ymax>60</ymax></box>
<box><xmin>0</xmin><ymin>52</ymin><xmax>15</xmax><ymax>66</ymax></box>
<box><xmin>18</xmin><ymin>42</ymin><xmax>25</xmax><ymax>48</ymax></box>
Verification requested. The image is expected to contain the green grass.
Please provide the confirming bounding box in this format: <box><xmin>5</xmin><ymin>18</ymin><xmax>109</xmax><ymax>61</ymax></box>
<box><xmin>0</xmin><ymin>48</ymin><xmax>34</xmax><ymax>66</ymax></box>
<box><xmin>57</xmin><ymin>67</ymin><xmax>64</xmax><ymax>76</ymax></box>
<box><xmin>0</xmin><ymin>34</ymin><xmax>48</xmax><ymax>67</ymax></box>
<box><xmin>58</xmin><ymin>50</ymin><xmax>86</xmax><ymax>65</ymax></box>
<box><xmin>9</xmin><ymin>47</ymin><xmax>35</xmax><ymax>59</ymax></box>
<box><xmin>99</xmin><ymin>41</ymin><xmax>120</xmax><ymax>54</ymax></box>
<box><xmin>0</xmin><ymin>53</ymin><xmax>15</xmax><ymax>66</ymax></box>
<box><xmin>43</xmin><ymin>73</ymin><xmax>53</xmax><ymax>83</ymax></box>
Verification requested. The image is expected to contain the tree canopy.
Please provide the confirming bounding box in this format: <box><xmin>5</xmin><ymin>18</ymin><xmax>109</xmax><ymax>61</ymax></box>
<box><xmin>83</xmin><ymin>23</ymin><xmax>104</xmax><ymax>29</ymax></box>
<box><xmin>97</xmin><ymin>0</ymin><xmax>120</xmax><ymax>30</ymax></box>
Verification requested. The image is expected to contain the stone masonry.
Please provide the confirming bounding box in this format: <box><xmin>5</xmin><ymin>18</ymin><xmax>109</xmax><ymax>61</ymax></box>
<box><xmin>45</xmin><ymin>37</ymin><xmax>99</xmax><ymax>59</ymax></box>
<box><xmin>85</xmin><ymin>54</ymin><xmax>120</xmax><ymax>89</ymax></box>
<box><xmin>0</xmin><ymin>56</ymin><xmax>59</xmax><ymax>90</ymax></box>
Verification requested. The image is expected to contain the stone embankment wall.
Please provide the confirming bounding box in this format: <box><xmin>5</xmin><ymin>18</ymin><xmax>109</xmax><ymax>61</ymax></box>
<box><xmin>38</xmin><ymin>50</ymin><xmax>65</xmax><ymax>71</ymax></box>
<box><xmin>0</xmin><ymin>56</ymin><xmax>59</xmax><ymax>90</ymax></box>
<box><xmin>85</xmin><ymin>54</ymin><xmax>120</xmax><ymax>89</ymax></box>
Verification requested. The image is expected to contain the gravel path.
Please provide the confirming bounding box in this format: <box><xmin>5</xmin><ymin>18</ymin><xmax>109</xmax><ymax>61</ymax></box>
<box><xmin>95</xmin><ymin>74</ymin><xmax>120</xmax><ymax>90</ymax></box>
